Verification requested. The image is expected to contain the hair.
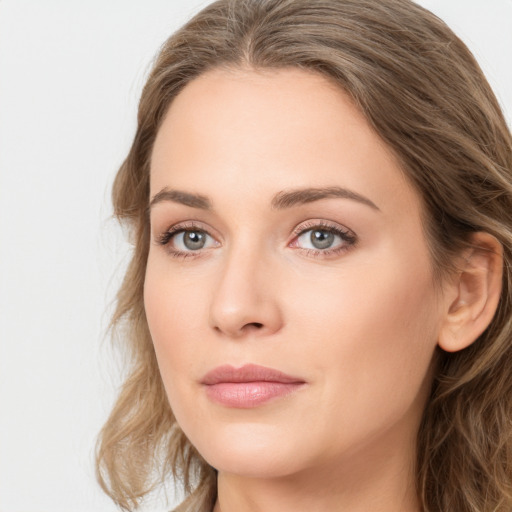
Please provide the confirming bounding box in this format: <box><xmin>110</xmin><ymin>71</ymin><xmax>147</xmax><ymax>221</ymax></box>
<box><xmin>95</xmin><ymin>1</ymin><xmax>512</xmax><ymax>511</ymax></box>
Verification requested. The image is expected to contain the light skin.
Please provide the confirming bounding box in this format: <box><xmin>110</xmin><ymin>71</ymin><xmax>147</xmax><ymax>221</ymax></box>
<box><xmin>144</xmin><ymin>67</ymin><xmax>503</xmax><ymax>512</ymax></box>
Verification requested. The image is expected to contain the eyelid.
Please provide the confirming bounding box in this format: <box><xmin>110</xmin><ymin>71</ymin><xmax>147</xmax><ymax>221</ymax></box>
<box><xmin>288</xmin><ymin>219</ymin><xmax>357</xmax><ymax>255</ymax></box>
<box><xmin>155</xmin><ymin>219</ymin><xmax>213</xmax><ymax>238</ymax></box>
<box><xmin>291</xmin><ymin>219</ymin><xmax>354</xmax><ymax>237</ymax></box>
<box><xmin>155</xmin><ymin>218</ymin><xmax>357</xmax><ymax>260</ymax></box>
<box><xmin>155</xmin><ymin>220</ymin><xmax>219</xmax><ymax>246</ymax></box>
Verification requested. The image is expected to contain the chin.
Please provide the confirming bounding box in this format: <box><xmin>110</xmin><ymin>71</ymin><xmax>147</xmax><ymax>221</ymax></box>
<box><xmin>187</xmin><ymin>421</ymin><xmax>308</xmax><ymax>478</ymax></box>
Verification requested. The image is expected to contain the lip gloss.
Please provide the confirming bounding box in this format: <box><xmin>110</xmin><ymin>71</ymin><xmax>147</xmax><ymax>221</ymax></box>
<box><xmin>201</xmin><ymin>364</ymin><xmax>305</xmax><ymax>408</ymax></box>
<box><xmin>205</xmin><ymin>381</ymin><xmax>304</xmax><ymax>407</ymax></box>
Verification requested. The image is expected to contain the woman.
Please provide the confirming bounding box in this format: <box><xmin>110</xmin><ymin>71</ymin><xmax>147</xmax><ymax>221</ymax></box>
<box><xmin>96</xmin><ymin>1</ymin><xmax>512</xmax><ymax>511</ymax></box>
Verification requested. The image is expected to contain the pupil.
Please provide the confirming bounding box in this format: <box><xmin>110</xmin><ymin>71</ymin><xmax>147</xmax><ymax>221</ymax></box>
<box><xmin>184</xmin><ymin>231</ymin><xmax>205</xmax><ymax>250</ymax></box>
<box><xmin>311</xmin><ymin>230</ymin><xmax>334</xmax><ymax>249</ymax></box>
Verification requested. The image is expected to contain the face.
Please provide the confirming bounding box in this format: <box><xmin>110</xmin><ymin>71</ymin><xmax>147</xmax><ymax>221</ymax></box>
<box><xmin>145</xmin><ymin>67</ymin><xmax>445</xmax><ymax>480</ymax></box>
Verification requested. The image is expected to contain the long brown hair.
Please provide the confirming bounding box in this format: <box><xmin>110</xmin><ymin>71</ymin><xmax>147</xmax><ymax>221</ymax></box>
<box><xmin>96</xmin><ymin>1</ymin><xmax>512</xmax><ymax>510</ymax></box>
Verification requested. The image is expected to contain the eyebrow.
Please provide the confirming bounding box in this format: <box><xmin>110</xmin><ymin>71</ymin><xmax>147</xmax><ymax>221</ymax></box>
<box><xmin>149</xmin><ymin>188</ymin><xmax>212</xmax><ymax>210</ymax></box>
<box><xmin>149</xmin><ymin>185</ymin><xmax>380</xmax><ymax>212</ymax></box>
<box><xmin>271</xmin><ymin>186</ymin><xmax>380</xmax><ymax>211</ymax></box>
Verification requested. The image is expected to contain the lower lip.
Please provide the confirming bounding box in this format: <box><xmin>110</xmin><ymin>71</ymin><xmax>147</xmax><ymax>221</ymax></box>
<box><xmin>204</xmin><ymin>381</ymin><xmax>304</xmax><ymax>408</ymax></box>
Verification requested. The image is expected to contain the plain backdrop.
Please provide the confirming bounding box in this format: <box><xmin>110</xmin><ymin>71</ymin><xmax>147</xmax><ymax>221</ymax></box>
<box><xmin>1</xmin><ymin>1</ymin><xmax>511</xmax><ymax>511</ymax></box>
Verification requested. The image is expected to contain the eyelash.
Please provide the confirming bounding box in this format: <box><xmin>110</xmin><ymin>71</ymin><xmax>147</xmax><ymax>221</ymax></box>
<box><xmin>156</xmin><ymin>221</ymin><xmax>215</xmax><ymax>261</ymax></box>
<box><xmin>155</xmin><ymin>220</ymin><xmax>357</xmax><ymax>260</ymax></box>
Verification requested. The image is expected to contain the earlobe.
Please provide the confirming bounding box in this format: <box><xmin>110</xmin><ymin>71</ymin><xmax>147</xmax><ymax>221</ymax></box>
<box><xmin>438</xmin><ymin>232</ymin><xmax>503</xmax><ymax>353</ymax></box>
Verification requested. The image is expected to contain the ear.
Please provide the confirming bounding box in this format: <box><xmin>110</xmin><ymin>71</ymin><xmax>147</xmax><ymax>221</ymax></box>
<box><xmin>438</xmin><ymin>232</ymin><xmax>503</xmax><ymax>353</ymax></box>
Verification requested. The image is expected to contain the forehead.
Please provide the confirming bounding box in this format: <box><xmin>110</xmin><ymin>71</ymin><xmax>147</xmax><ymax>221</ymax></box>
<box><xmin>150</xmin><ymin>66</ymin><xmax>420</xmax><ymax>218</ymax></box>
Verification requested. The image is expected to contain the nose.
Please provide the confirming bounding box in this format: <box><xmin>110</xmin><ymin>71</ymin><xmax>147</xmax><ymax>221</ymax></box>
<box><xmin>208</xmin><ymin>244</ymin><xmax>284</xmax><ymax>339</ymax></box>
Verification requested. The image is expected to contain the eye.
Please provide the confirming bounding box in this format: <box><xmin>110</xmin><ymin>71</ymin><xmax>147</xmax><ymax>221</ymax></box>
<box><xmin>156</xmin><ymin>222</ymin><xmax>219</xmax><ymax>259</ymax></box>
<box><xmin>291</xmin><ymin>221</ymin><xmax>357</xmax><ymax>256</ymax></box>
<box><xmin>298</xmin><ymin>229</ymin><xmax>338</xmax><ymax>250</ymax></box>
<box><xmin>172</xmin><ymin>230</ymin><xmax>214</xmax><ymax>251</ymax></box>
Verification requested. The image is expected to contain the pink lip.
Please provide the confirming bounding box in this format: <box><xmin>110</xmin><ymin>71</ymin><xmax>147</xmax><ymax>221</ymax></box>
<box><xmin>201</xmin><ymin>364</ymin><xmax>306</xmax><ymax>408</ymax></box>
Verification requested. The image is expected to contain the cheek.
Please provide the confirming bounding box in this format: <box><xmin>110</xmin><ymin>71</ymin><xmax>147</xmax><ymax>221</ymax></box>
<box><xmin>143</xmin><ymin>256</ymin><xmax>214</xmax><ymax>404</ymax></box>
<box><xmin>144</xmin><ymin>252</ymin><xmax>210</xmax><ymax>334</ymax></box>
<box><xmin>291</xmin><ymin>250</ymin><xmax>440</xmax><ymax>441</ymax></box>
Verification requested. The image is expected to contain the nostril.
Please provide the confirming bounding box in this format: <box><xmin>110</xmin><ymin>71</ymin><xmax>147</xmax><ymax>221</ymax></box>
<box><xmin>212</xmin><ymin>321</ymin><xmax>264</xmax><ymax>336</ymax></box>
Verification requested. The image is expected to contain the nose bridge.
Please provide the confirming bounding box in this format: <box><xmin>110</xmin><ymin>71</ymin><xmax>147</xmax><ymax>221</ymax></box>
<box><xmin>208</xmin><ymin>232</ymin><xmax>283</xmax><ymax>338</ymax></box>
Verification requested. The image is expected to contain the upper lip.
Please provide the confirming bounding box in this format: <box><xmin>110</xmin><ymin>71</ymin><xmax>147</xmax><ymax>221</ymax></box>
<box><xmin>201</xmin><ymin>364</ymin><xmax>305</xmax><ymax>385</ymax></box>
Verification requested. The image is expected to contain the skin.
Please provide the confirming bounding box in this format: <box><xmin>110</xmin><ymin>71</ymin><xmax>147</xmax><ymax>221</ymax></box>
<box><xmin>144</xmin><ymin>67</ymin><xmax>501</xmax><ymax>512</ymax></box>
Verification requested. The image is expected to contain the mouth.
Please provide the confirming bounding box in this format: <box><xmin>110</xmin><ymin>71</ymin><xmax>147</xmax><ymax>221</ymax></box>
<box><xmin>201</xmin><ymin>364</ymin><xmax>306</xmax><ymax>408</ymax></box>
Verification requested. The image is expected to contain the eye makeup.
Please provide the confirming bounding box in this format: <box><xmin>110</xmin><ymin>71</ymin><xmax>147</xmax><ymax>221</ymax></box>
<box><xmin>154</xmin><ymin>218</ymin><xmax>358</xmax><ymax>261</ymax></box>
<box><xmin>155</xmin><ymin>220</ymin><xmax>219</xmax><ymax>260</ymax></box>
<box><xmin>290</xmin><ymin>219</ymin><xmax>357</xmax><ymax>259</ymax></box>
